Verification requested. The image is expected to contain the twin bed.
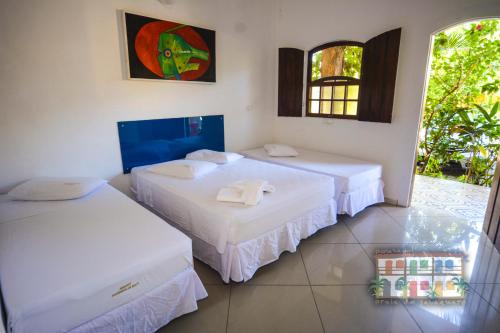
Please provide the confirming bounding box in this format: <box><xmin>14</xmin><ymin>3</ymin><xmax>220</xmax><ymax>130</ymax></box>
<box><xmin>0</xmin><ymin>184</ymin><xmax>206</xmax><ymax>333</ymax></box>
<box><xmin>242</xmin><ymin>147</ymin><xmax>384</xmax><ymax>216</ymax></box>
<box><xmin>0</xmin><ymin>115</ymin><xmax>384</xmax><ymax>332</ymax></box>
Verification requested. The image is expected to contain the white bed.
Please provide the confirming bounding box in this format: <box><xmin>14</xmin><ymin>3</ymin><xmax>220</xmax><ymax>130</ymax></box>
<box><xmin>241</xmin><ymin>147</ymin><xmax>385</xmax><ymax>216</ymax></box>
<box><xmin>131</xmin><ymin>158</ymin><xmax>337</xmax><ymax>282</ymax></box>
<box><xmin>0</xmin><ymin>184</ymin><xmax>207</xmax><ymax>333</ymax></box>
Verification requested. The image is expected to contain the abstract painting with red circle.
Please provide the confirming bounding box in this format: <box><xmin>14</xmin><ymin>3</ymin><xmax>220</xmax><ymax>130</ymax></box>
<box><xmin>124</xmin><ymin>12</ymin><xmax>216</xmax><ymax>82</ymax></box>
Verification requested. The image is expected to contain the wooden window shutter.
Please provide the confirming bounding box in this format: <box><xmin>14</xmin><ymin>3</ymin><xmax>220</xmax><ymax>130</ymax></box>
<box><xmin>358</xmin><ymin>28</ymin><xmax>402</xmax><ymax>123</ymax></box>
<box><xmin>278</xmin><ymin>48</ymin><xmax>304</xmax><ymax>117</ymax></box>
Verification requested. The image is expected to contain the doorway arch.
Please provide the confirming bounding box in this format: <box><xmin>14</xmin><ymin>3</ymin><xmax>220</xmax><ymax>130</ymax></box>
<box><xmin>408</xmin><ymin>17</ymin><xmax>500</xmax><ymax>210</ymax></box>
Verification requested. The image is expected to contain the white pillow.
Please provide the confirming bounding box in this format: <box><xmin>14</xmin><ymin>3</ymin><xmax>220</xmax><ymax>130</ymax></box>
<box><xmin>148</xmin><ymin>159</ymin><xmax>217</xmax><ymax>179</ymax></box>
<box><xmin>185</xmin><ymin>149</ymin><xmax>244</xmax><ymax>164</ymax></box>
<box><xmin>8</xmin><ymin>177</ymin><xmax>107</xmax><ymax>201</ymax></box>
<box><xmin>264</xmin><ymin>144</ymin><xmax>299</xmax><ymax>157</ymax></box>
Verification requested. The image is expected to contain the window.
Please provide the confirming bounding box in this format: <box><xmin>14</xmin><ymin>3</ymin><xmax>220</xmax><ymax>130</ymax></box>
<box><xmin>306</xmin><ymin>41</ymin><xmax>363</xmax><ymax>119</ymax></box>
<box><xmin>395</xmin><ymin>277</ymin><xmax>405</xmax><ymax>291</ymax></box>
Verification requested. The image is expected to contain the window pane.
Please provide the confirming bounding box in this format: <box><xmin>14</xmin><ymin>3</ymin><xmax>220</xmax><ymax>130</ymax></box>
<box><xmin>310</xmin><ymin>45</ymin><xmax>363</xmax><ymax>81</ymax></box>
<box><xmin>343</xmin><ymin>46</ymin><xmax>363</xmax><ymax>78</ymax></box>
<box><xmin>347</xmin><ymin>85</ymin><xmax>359</xmax><ymax>99</ymax></box>
<box><xmin>346</xmin><ymin>101</ymin><xmax>358</xmax><ymax>115</ymax></box>
<box><xmin>311</xmin><ymin>86</ymin><xmax>320</xmax><ymax>99</ymax></box>
<box><xmin>310</xmin><ymin>100</ymin><xmax>319</xmax><ymax>114</ymax></box>
<box><xmin>334</xmin><ymin>86</ymin><xmax>345</xmax><ymax>99</ymax></box>
<box><xmin>320</xmin><ymin>101</ymin><xmax>331</xmax><ymax>114</ymax></box>
<box><xmin>333</xmin><ymin>101</ymin><xmax>344</xmax><ymax>115</ymax></box>
<box><xmin>321</xmin><ymin>86</ymin><xmax>332</xmax><ymax>100</ymax></box>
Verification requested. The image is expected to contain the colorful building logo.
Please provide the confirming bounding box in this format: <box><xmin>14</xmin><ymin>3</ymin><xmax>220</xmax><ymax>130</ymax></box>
<box><xmin>370</xmin><ymin>249</ymin><xmax>469</xmax><ymax>301</ymax></box>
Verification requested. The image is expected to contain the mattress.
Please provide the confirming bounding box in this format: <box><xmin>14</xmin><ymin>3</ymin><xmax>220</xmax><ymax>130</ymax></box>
<box><xmin>241</xmin><ymin>147</ymin><xmax>383</xmax><ymax>195</ymax></box>
<box><xmin>131</xmin><ymin>158</ymin><xmax>335</xmax><ymax>253</ymax></box>
<box><xmin>0</xmin><ymin>185</ymin><xmax>194</xmax><ymax>333</ymax></box>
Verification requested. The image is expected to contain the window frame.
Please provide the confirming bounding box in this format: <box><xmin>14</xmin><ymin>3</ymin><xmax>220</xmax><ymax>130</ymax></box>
<box><xmin>306</xmin><ymin>40</ymin><xmax>364</xmax><ymax>119</ymax></box>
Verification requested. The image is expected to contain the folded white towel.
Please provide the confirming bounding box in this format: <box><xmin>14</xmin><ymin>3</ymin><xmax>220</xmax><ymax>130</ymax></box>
<box><xmin>216</xmin><ymin>180</ymin><xmax>275</xmax><ymax>206</ymax></box>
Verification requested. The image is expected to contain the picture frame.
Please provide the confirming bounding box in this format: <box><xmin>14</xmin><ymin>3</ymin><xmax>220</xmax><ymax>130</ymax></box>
<box><xmin>123</xmin><ymin>12</ymin><xmax>216</xmax><ymax>82</ymax></box>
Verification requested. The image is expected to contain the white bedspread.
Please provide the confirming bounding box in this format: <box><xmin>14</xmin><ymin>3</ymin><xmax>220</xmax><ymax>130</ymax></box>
<box><xmin>70</xmin><ymin>268</ymin><xmax>206</xmax><ymax>333</ymax></box>
<box><xmin>132</xmin><ymin>158</ymin><xmax>335</xmax><ymax>254</ymax></box>
<box><xmin>0</xmin><ymin>185</ymin><xmax>202</xmax><ymax>333</ymax></box>
<box><xmin>241</xmin><ymin>147</ymin><xmax>385</xmax><ymax>216</ymax></box>
<box><xmin>241</xmin><ymin>147</ymin><xmax>382</xmax><ymax>195</ymax></box>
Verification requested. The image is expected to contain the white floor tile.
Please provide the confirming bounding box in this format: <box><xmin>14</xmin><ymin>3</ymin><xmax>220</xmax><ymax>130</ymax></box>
<box><xmin>227</xmin><ymin>285</ymin><xmax>323</xmax><ymax>333</ymax></box>
<box><xmin>347</xmin><ymin>212</ymin><xmax>415</xmax><ymax>243</ymax></box>
<box><xmin>312</xmin><ymin>285</ymin><xmax>422</xmax><ymax>333</ymax></box>
<box><xmin>471</xmin><ymin>284</ymin><xmax>500</xmax><ymax>312</ymax></box>
<box><xmin>405</xmin><ymin>290</ymin><xmax>500</xmax><ymax>333</ymax></box>
<box><xmin>301</xmin><ymin>243</ymin><xmax>374</xmax><ymax>285</ymax></box>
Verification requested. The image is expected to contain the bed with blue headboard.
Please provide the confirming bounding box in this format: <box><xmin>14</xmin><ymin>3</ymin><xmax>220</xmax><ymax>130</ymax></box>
<box><xmin>119</xmin><ymin>114</ymin><xmax>339</xmax><ymax>283</ymax></box>
<box><xmin>117</xmin><ymin>115</ymin><xmax>224</xmax><ymax>173</ymax></box>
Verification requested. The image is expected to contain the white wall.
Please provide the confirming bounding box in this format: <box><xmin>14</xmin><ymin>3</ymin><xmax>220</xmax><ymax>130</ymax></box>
<box><xmin>2</xmin><ymin>0</ymin><xmax>499</xmax><ymax>204</ymax></box>
<box><xmin>273</xmin><ymin>0</ymin><xmax>500</xmax><ymax>206</ymax></box>
<box><xmin>0</xmin><ymin>0</ymin><xmax>275</xmax><ymax>193</ymax></box>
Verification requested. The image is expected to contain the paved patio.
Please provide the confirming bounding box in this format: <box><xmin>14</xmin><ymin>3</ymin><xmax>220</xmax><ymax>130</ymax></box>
<box><xmin>411</xmin><ymin>175</ymin><xmax>491</xmax><ymax>223</ymax></box>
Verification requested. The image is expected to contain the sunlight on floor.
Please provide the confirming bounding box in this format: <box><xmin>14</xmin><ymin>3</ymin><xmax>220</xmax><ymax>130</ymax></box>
<box><xmin>412</xmin><ymin>175</ymin><xmax>490</xmax><ymax>223</ymax></box>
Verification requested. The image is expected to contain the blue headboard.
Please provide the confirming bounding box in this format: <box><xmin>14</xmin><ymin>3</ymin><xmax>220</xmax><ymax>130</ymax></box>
<box><xmin>117</xmin><ymin>115</ymin><xmax>224</xmax><ymax>173</ymax></box>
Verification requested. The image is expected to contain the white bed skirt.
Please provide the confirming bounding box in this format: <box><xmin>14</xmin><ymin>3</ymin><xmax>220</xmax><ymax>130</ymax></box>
<box><xmin>164</xmin><ymin>200</ymin><xmax>337</xmax><ymax>283</ymax></box>
<box><xmin>338</xmin><ymin>180</ymin><xmax>384</xmax><ymax>217</ymax></box>
<box><xmin>69</xmin><ymin>268</ymin><xmax>207</xmax><ymax>333</ymax></box>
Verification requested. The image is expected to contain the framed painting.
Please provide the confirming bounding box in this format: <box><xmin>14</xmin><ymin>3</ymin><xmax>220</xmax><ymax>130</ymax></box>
<box><xmin>123</xmin><ymin>12</ymin><xmax>216</xmax><ymax>82</ymax></box>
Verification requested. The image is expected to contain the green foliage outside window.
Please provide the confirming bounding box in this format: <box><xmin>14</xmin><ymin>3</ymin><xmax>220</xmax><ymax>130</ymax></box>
<box><xmin>418</xmin><ymin>19</ymin><xmax>500</xmax><ymax>186</ymax></box>
<box><xmin>311</xmin><ymin>45</ymin><xmax>362</xmax><ymax>81</ymax></box>
<box><xmin>343</xmin><ymin>46</ymin><xmax>362</xmax><ymax>78</ymax></box>
<box><xmin>311</xmin><ymin>52</ymin><xmax>322</xmax><ymax>81</ymax></box>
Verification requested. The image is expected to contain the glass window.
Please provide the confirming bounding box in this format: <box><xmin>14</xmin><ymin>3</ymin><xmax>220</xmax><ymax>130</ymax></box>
<box><xmin>347</xmin><ymin>85</ymin><xmax>359</xmax><ymax>99</ymax></box>
<box><xmin>334</xmin><ymin>86</ymin><xmax>345</xmax><ymax>99</ymax></box>
<box><xmin>333</xmin><ymin>101</ymin><xmax>344</xmax><ymax>115</ymax></box>
<box><xmin>311</xmin><ymin>86</ymin><xmax>320</xmax><ymax>99</ymax></box>
<box><xmin>310</xmin><ymin>100</ymin><xmax>319</xmax><ymax>114</ymax></box>
<box><xmin>310</xmin><ymin>45</ymin><xmax>362</xmax><ymax>81</ymax></box>
<box><xmin>320</xmin><ymin>101</ymin><xmax>331</xmax><ymax>114</ymax></box>
<box><xmin>321</xmin><ymin>86</ymin><xmax>332</xmax><ymax>100</ymax></box>
<box><xmin>346</xmin><ymin>102</ymin><xmax>358</xmax><ymax>116</ymax></box>
<box><xmin>307</xmin><ymin>42</ymin><xmax>363</xmax><ymax>118</ymax></box>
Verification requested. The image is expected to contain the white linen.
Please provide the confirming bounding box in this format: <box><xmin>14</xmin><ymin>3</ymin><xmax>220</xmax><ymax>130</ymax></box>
<box><xmin>69</xmin><ymin>268</ymin><xmax>207</xmax><ymax>333</ymax></box>
<box><xmin>264</xmin><ymin>143</ymin><xmax>298</xmax><ymax>157</ymax></box>
<box><xmin>147</xmin><ymin>159</ymin><xmax>217</xmax><ymax>179</ymax></box>
<box><xmin>131</xmin><ymin>158</ymin><xmax>335</xmax><ymax>254</ymax></box>
<box><xmin>337</xmin><ymin>179</ymin><xmax>384</xmax><ymax>215</ymax></box>
<box><xmin>7</xmin><ymin>177</ymin><xmax>106</xmax><ymax>201</ymax></box>
<box><xmin>216</xmin><ymin>180</ymin><xmax>275</xmax><ymax>205</ymax></box>
<box><xmin>242</xmin><ymin>147</ymin><xmax>382</xmax><ymax>193</ymax></box>
<box><xmin>186</xmin><ymin>149</ymin><xmax>244</xmax><ymax>164</ymax></box>
<box><xmin>189</xmin><ymin>201</ymin><xmax>335</xmax><ymax>282</ymax></box>
<box><xmin>0</xmin><ymin>185</ymin><xmax>204</xmax><ymax>333</ymax></box>
<box><xmin>242</xmin><ymin>147</ymin><xmax>385</xmax><ymax>216</ymax></box>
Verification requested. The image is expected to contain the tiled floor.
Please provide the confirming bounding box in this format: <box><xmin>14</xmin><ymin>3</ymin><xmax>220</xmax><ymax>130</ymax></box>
<box><xmin>412</xmin><ymin>175</ymin><xmax>490</xmax><ymax>223</ymax></box>
<box><xmin>158</xmin><ymin>178</ymin><xmax>499</xmax><ymax>333</ymax></box>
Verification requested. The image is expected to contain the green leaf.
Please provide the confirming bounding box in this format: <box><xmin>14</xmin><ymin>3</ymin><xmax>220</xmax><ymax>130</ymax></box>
<box><xmin>474</xmin><ymin>104</ymin><xmax>492</xmax><ymax>121</ymax></box>
<box><xmin>479</xmin><ymin>146</ymin><xmax>488</xmax><ymax>157</ymax></box>
<box><xmin>489</xmin><ymin>102</ymin><xmax>499</xmax><ymax>118</ymax></box>
<box><xmin>458</xmin><ymin>110</ymin><xmax>472</xmax><ymax>124</ymax></box>
<box><xmin>481</xmin><ymin>81</ymin><xmax>500</xmax><ymax>94</ymax></box>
